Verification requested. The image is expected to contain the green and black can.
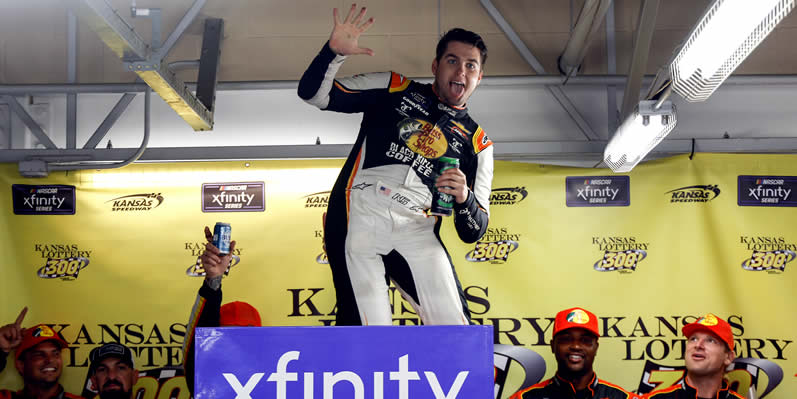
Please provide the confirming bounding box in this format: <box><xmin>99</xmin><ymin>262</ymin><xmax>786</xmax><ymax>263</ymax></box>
<box><xmin>430</xmin><ymin>157</ymin><xmax>460</xmax><ymax>216</ymax></box>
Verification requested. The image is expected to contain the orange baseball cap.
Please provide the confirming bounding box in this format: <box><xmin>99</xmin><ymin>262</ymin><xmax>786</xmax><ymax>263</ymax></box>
<box><xmin>553</xmin><ymin>307</ymin><xmax>600</xmax><ymax>337</ymax></box>
<box><xmin>220</xmin><ymin>301</ymin><xmax>261</xmax><ymax>327</ymax></box>
<box><xmin>682</xmin><ymin>313</ymin><xmax>734</xmax><ymax>351</ymax></box>
<box><xmin>15</xmin><ymin>324</ymin><xmax>69</xmax><ymax>361</ymax></box>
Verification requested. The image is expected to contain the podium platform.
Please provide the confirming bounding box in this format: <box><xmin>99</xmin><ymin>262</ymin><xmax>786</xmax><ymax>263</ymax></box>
<box><xmin>195</xmin><ymin>325</ymin><xmax>495</xmax><ymax>399</ymax></box>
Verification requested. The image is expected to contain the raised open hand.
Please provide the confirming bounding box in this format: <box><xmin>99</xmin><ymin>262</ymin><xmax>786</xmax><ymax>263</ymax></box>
<box><xmin>329</xmin><ymin>4</ymin><xmax>375</xmax><ymax>56</ymax></box>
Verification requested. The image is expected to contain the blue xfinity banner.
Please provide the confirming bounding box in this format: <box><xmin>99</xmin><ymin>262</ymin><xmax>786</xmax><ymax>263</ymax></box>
<box><xmin>194</xmin><ymin>326</ymin><xmax>494</xmax><ymax>399</ymax></box>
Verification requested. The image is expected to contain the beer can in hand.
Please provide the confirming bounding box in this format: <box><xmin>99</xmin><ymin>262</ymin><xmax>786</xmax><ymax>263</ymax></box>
<box><xmin>213</xmin><ymin>222</ymin><xmax>232</xmax><ymax>255</ymax></box>
<box><xmin>430</xmin><ymin>157</ymin><xmax>460</xmax><ymax>216</ymax></box>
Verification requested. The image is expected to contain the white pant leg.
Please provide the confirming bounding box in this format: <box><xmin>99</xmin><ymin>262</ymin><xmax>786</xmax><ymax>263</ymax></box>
<box><xmin>345</xmin><ymin>187</ymin><xmax>393</xmax><ymax>325</ymax></box>
<box><xmin>393</xmin><ymin>217</ymin><xmax>469</xmax><ymax>325</ymax></box>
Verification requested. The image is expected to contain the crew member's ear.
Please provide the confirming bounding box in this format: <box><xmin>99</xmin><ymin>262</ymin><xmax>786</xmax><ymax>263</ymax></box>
<box><xmin>432</xmin><ymin>59</ymin><xmax>439</xmax><ymax>75</ymax></box>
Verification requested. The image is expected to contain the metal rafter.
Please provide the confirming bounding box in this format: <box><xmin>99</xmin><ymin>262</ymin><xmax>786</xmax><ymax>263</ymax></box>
<box><xmin>480</xmin><ymin>0</ymin><xmax>600</xmax><ymax>141</ymax></box>
<box><xmin>620</xmin><ymin>0</ymin><xmax>661</xmax><ymax>120</ymax></box>
<box><xmin>72</xmin><ymin>0</ymin><xmax>213</xmax><ymax>131</ymax></box>
<box><xmin>2</xmin><ymin>95</ymin><xmax>57</xmax><ymax>150</ymax></box>
<box><xmin>1</xmin><ymin>139</ymin><xmax>796</xmax><ymax>164</ymax></box>
<box><xmin>83</xmin><ymin>93</ymin><xmax>136</xmax><ymax>149</ymax></box>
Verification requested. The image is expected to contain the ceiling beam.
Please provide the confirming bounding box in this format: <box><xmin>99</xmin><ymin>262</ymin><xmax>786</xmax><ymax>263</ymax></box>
<box><xmin>72</xmin><ymin>0</ymin><xmax>213</xmax><ymax>131</ymax></box>
<box><xmin>2</xmin><ymin>139</ymin><xmax>796</xmax><ymax>164</ymax></box>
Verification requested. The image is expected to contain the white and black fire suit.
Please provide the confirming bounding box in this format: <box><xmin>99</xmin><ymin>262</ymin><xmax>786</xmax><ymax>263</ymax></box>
<box><xmin>298</xmin><ymin>42</ymin><xmax>494</xmax><ymax>326</ymax></box>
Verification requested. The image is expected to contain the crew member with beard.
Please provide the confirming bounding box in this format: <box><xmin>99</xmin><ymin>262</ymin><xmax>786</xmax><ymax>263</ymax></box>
<box><xmin>644</xmin><ymin>314</ymin><xmax>743</xmax><ymax>399</ymax></box>
<box><xmin>0</xmin><ymin>324</ymin><xmax>85</xmax><ymax>399</ymax></box>
<box><xmin>511</xmin><ymin>307</ymin><xmax>636</xmax><ymax>399</ymax></box>
<box><xmin>87</xmin><ymin>344</ymin><xmax>138</xmax><ymax>399</ymax></box>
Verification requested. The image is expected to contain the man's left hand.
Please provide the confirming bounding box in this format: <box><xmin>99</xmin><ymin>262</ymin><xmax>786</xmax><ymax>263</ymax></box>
<box><xmin>435</xmin><ymin>168</ymin><xmax>468</xmax><ymax>204</ymax></box>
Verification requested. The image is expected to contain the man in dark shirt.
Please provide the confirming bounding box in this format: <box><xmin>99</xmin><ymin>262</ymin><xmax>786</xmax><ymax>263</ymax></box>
<box><xmin>643</xmin><ymin>314</ymin><xmax>743</xmax><ymax>399</ymax></box>
<box><xmin>181</xmin><ymin>226</ymin><xmax>262</xmax><ymax>396</ymax></box>
<box><xmin>298</xmin><ymin>4</ymin><xmax>493</xmax><ymax>326</ymax></box>
<box><xmin>511</xmin><ymin>307</ymin><xmax>636</xmax><ymax>399</ymax></box>
<box><xmin>87</xmin><ymin>343</ymin><xmax>137</xmax><ymax>399</ymax></box>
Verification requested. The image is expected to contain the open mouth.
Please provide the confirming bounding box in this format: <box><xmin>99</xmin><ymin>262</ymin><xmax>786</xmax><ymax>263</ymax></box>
<box><xmin>567</xmin><ymin>353</ymin><xmax>585</xmax><ymax>363</ymax></box>
<box><xmin>450</xmin><ymin>81</ymin><xmax>465</xmax><ymax>96</ymax></box>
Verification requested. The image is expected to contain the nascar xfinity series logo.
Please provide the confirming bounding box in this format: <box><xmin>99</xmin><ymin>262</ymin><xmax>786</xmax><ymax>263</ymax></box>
<box><xmin>34</xmin><ymin>244</ymin><xmax>91</xmax><ymax>280</ymax></box>
<box><xmin>303</xmin><ymin>191</ymin><xmax>330</xmax><ymax>208</ymax></box>
<box><xmin>202</xmin><ymin>182</ymin><xmax>265</xmax><ymax>212</ymax></box>
<box><xmin>465</xmin><ymin>227</ymin><xmax>519</xmax><ymax>263</ymax></box>
<box><xmin>565</xmin><ymin>176</ymin><xmax>630</xmax><ymax>207</ymax></box>
<box><xmin>592</xmin><ymin>236</ymin><xmax>649</xmax><ymax>273</ymax></box>
<box><xmin>490</xmin><ymin>187</ymin><xmax>528</xmax><ymax>206</ymax></box>
<box><xmin>105</xmin><ymin>193</ymin><xmax>163</xmax><ymax>211</ymax></box>
<box><xmin>12</xmin><ymin>184</ymin><xmax>76</xmax><ymax>215</ymax></box>
<box><xmin>739</xmin><ymin>236</ymin><xmax>796</xmax><ymax>273</ymax></box>
<box><xmin>666</xmin><ymin>184</ymin><xmax>720</xmax><ymax>203</ymax></box>
<box><xmin>738</xmin><ymin>176</ymin><xmax>796</xmax><ymax>207</ymax></box>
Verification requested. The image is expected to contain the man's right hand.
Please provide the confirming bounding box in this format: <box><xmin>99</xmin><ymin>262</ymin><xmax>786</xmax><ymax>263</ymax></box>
<box><xmin>0</xmin><ymin>307</ymin><xmax>27</xmax><ymax>353</ymax></box>
<box><xmin>201</xmin><ymin>226</ymin><xmax>237</xmax><ymax>281</ymax></box>
<box><xmin>329</xmin><ymin>4</ymin><xmax>375</xmax><ymax>56</ymax></box>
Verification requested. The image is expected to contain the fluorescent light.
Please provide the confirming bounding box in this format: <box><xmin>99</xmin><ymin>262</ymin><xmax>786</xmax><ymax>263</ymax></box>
<box><xmin>604</xmin><ymin>100</ymin><xmax>677</xmax><ymax>172</ymax></box>
<box><xmin>670</xmin><ymin>0</ymin><xmax>795</xmax><ymax>102</ymax></box>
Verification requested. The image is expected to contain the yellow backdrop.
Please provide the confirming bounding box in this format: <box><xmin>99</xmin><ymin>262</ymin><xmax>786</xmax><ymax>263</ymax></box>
<box><xmin>0</xmin><ymin>154</ymin><xmax>794</xmax><ymax>398</ymax></box>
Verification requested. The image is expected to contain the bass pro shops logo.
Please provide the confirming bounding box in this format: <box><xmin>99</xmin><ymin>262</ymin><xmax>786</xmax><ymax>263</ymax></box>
<box><xmin>34</xmin><ymin>244</ymin><xmax>91</xmax><ymax>280</ymax></box>
<box><xmin>105</xmin><ymin>193</ymin><xmax>163</xmax><ymax>211</ymax></box>
<box><xmin>666</xmin><ymin>184</ymin><xmax>720</xmax><ymax>203</ymax></box>
<box><xmin>738</xmin><ymin>176</ymin><xmax>797</xmax><ymax>207</ymax></box>
<box><xmin>592</xmin><ymin>237</ymin><xmax>649</xmax><ymax>273</ymax></box>
<box><xmin>739</xmin><ymin>236</ymin><xmax>796</xmax><ymax>273</ymax></box>
<box><xmin>465</xmin><ymin>227</ymin><xmax>519</xmax><ymax>263</ymax></box>
<box><xmin>303</xmin><ymin>191</ymin><xmax>330</xmax><ymax>208</ymax></box>
<box><xmin>490</xmin><ymin>187</ymin><xmax>528</xmax><ymax>206</ymax></box>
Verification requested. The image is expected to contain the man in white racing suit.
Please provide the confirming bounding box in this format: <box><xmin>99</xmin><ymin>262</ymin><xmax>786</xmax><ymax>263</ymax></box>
<box><xmin>298</xmin><ymin>4</ymin><xmax>493</xmax><ymax>326</ymax></box>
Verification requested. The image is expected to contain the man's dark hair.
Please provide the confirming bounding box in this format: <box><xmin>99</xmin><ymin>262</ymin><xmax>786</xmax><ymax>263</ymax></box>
<box><xmin>435</xmin><ymin>28</ymin><xmax>488</xmax><ymax>66</ymax></box>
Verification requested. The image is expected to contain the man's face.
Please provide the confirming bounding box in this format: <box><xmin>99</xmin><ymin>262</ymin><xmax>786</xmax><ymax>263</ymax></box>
<box><xmin>15</xmin><ymin>341</ymin><xmax>62</xmax><ymax>388</ymax></box>
<box><xmin>432</xmin><ymin>41</ymin><xmax>483</xmax><ymax>107</ymax></box>
<box><xmin>685</xmin><ymin>331</ymin><xmax>733</xmax><ymax>377</ymax></box>
<box><xmin>551</xmin><ymin>328</ymin><xmax>598</xmax><ymax>376</ymax></box>
<box><xmin>90</xmin><ymin>357</ymin><xmax>138</xmax><ymax>399</ymax></box>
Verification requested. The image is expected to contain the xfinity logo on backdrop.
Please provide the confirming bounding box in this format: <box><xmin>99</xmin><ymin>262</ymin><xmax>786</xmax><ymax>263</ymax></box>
<box><xmin>565</xmin><ymin>176</ymin><xmax>630</xmax><ymax>207</ymax></box>
<box><xmin>12</xmin><ymin>184</ymin><xmax>76</xmax><ymax>215</ymax></box>
<box><xmin>202</xmin><ymin>182</ymin><xmax>265</xmax><ymax>212</ymax></box>
<box><xmin>738</xmin><ymin>176</ymin><xmax>797</xmax><ymax>207</ymax></box>
<box><xmin>222</xmin><ymin>352</ymin><xmax>468</xmax><ymax>399</ymax></box>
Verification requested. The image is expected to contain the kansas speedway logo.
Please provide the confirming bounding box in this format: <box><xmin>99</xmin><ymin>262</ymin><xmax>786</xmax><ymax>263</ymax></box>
<box><xmin>666</xmin><ymin>184</ymin><xmax>720</xmax><ymax>203</ymax></box>
<box><xmin>303</xmin><ymin>191</ymin><xmax>330</xmax><ymax>208</ymax></box>
<box><xmin>565</xmin><ymin>176</ymin><xmax>629</xmax><ymax>207</ymax></box>
<box><xmin>34</xmin><ymin>244</ymin><xmax>91</xmax><ymax>280</ymax></box>
<box><xmin>490</xmin><ymin>187</ymin><xmax>528</xmax><ymax>206</ymax></box>
<box><xmin>105</xmin><ymin>193</ymin><xmax>163</xmax><ymax>211</ymax></box>
<box><xmin>12</xmin><ymin>184</ymin><xmax>76</xmax><ymax>215</ymax></box>
<box><xmin>465</xmin><ymin>227</ymin><xmax>519</xmax><ymax>263</ymax></box>
<box><xmin>739</xmin><ymin>236</ymin><xmax>796</xmax><ymax>273</ymax></box>
<box><xmin>636</xmin><ymin>358</ymin><xmax>783</xmax><ymax>397</ymax></box>
<box><xmin>738</xmin><ymin>176</ymin><xmax>796</xmax><ymax>207</ymax></box>
<box><xmin>592</xmin><ymin>237</ymin><xmax>649</xmax><ymax>273</ymax></box>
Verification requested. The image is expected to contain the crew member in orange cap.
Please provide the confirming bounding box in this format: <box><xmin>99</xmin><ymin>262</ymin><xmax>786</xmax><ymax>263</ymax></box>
<box><xmin>644</xmin><ymin>313</ymin><xmax>743</xmax><ymax>399</ymax></box>
<box><xmin>181</xmin><ymin>226</ymin><xmax>262</xmax><ymax>396</ymax></box>
<box><xmin>0</xmin><ymin>319</ymin><xmax>85</xmax><ymax>399</ymax></box>
<box><xmin>511</xmin><ymin>307</ymin><xmax>636</xmax><ymax>399</ymax></box>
